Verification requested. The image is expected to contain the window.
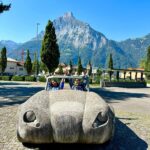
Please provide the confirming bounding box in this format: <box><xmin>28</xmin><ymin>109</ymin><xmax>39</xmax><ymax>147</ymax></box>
<box><xmin>10</xmin><ymin>67</ymin><xmax>14</xmax><ymax>69</ymax></box>
<box><xmin>19</xmin><ymin>68</ymin><xmax>23</xmax><ymax>71</ymax></box>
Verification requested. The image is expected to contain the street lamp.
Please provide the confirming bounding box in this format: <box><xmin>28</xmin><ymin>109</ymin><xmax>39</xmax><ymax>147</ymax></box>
<box><xmin>36</xmin><ymin>23</ymin><xmax>40</xmax><ymax>76</ymax></box>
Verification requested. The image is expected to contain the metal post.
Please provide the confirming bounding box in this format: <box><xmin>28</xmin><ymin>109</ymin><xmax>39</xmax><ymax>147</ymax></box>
<box><xmin>36</xmin><ymin>23</ymin><xmax>40</xmax><ymax>77</ymax></box>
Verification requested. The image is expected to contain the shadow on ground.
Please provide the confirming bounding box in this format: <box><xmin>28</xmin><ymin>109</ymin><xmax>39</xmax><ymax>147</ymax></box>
<box><xmin>0</xmin><ymin>82</ymin><xmax>30</xmax><ymax>86</ymax></box>
<box><xmin>91</xmin><ymin>88</ymin><xmax>150</xmax><ymax>102</ymax></box>
<box><xmin>22</xmin><ymin>119</ymin><xmax>148</xmax><ymax>150</ymax></box>
<box><xmin>0</xmin><ymin>86</ymin><xmax>44</xmax><ymax>107</ymax></box>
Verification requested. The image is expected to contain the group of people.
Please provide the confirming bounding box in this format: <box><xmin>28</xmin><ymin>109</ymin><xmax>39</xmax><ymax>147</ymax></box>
<box><xmin>47</xmin><ymin>72</ymin><xmax>88</xmax><ymax>91</ymax></box>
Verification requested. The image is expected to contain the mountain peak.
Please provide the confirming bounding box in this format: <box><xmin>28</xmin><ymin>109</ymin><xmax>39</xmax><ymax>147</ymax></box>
<box><xmin>63</xmin><ymin>12</ymin><xmax>74</xmax><ymax>19</ymax></box>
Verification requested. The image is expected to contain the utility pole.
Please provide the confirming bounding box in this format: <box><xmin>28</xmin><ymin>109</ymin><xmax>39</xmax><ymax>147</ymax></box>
<box><xmin>36</xmin><ymin>23</ymin><xmax>40</xmax><ymax>76</ymax></box>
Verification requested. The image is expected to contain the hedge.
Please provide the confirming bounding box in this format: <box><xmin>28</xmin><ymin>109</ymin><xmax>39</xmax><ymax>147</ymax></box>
<box><xmin>38</xmin><ymin>76</ymin><xmax>46</xmax><ymax>82</ymax></box>
<box><xmin>12</xmin><ymin>76</ymin><xmax>25</xmax><ymax>81</ymax></box>
<box><xmin>1</xmin><ymin>76</ymin><xmax>12</xmax><ymax>81</ymax></box>
<box><xmin>25</xmin><ymin>76</ymin><xmax>36</xmax><ymax>82</ymax></box>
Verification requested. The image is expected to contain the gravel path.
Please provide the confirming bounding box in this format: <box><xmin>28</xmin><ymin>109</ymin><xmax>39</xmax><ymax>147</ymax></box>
<box><xmin>0</xmin><ymin>82</ymin><xmax>150</xmax><ymax>150</ymax></box>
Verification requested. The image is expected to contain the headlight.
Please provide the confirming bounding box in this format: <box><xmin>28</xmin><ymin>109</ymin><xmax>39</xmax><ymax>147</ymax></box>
<box><xmin>92</xmin><ymin>112</ymin><xmax>108</xmax><ymax>128</ymax></box>
<box><xmin>23</xmin><ymin>111</ymin><xmax>36</xmax><ymax>123</ymax></box>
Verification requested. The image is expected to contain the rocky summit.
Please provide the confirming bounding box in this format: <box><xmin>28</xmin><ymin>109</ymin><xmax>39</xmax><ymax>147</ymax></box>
<box><xmin>1</xmin><ymin>12</ymin><xmax>150</xmax><ymax>68</ymax></box>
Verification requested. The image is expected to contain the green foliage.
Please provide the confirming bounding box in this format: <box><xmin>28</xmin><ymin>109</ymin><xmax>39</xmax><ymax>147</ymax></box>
<box><xmin>1</xmin><ymin>76</ymin><xmax>11</xmax><ymax>81</ymax></box>
<box><xmin>97</xmin><ymin>68</ymin><xmax>102</xmax><ymax>76</ymax></box>
<box><xmin>88</xmin><ymin>60</ymin><xmax>92</xmax><ymax>76</ymax></box>
<box><xmin>24</xmin><ymin>50</ymin><xmax>32</xmax><ymax>75</ymax></box>
<box><xmin>94</xmin><ymin>76</ymin><xmax>101</xmax><ymax>84</ymax></box>
<box><xmin>139</xmin><ymin>58</ymin><xmax>146</xmax><ymax>69</ymax></box>
<box><xmin>145</xmin><ymin>46</ymin><xmax>150</xmax><ymax>79</ymax></box>
<box><xmin>39</xmin><ymin>76</ymin><xmax>46</xmax><ymax>82</ymax></box>
<box><xmin>12</xmin><ymin>76</ymin><xmax>25</xmax><ymax>81</ymax></box>
<box><xmin>116</xmin><ymin>71</ymin><xmax>120</xmax><ymax>81</ymax></box>
<box><xmin>0</xmin><ymin>76</ymin><xmax>2</xmax><ymax>80</ymax></box>
<box><xmin>77</xmin><ymin>57</ymin><xmax>83</xmax><ymax>75</ymax></box>
<box><xmin>32</xmin><ymin>52</ymin><xmax>39</xmax><ymax>75</ymax></box>
<box><xmin>108</xmin><ymin>53</ymin><xmax>113</xmax><ymax>69</ymax></box>
<box><xmin>25</xmin><ymin>76</ymin><xmax>36</xmax><ymax>82</ymax></box>
<box><xmin>39</xmin><ymin>61</ymin><xmax>48</xmax><ymax>73</ymax></box>
<box><xmin>58</xmin><ymin>65</ymin><xmax>63</xmax><ymax>75</ymax></box>
<box><xmin>69</xmin><ymin>59</ymin><xmax>73</xmax><ymax>74</ymax></box>
<box><xmin>41</xmin><ymin>20</ymin><xmax>60</xmax><ymax>73</ymax></box>
<box><xmin>0</xmin><ymin>47</ymin><xmax>7</xmax><ymax>74</ymax></box>
<box><xmin>0</xmin><ymin>3</ymin><xmax>11</xmax><ymax>13</ymax></box>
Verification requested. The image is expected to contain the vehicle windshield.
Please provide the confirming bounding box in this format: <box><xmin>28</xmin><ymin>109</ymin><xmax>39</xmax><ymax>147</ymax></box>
<box><xmin>45</xmin><ymin>75</ymin><xmax>89</xmax><ymax>91</ymax></box>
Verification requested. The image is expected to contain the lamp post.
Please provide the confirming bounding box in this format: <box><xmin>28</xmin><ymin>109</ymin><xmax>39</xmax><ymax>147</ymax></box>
<box><xmin>36</xmin><ymin>23</ymin><xmax>40</xmax><ymax>76</ymax></box>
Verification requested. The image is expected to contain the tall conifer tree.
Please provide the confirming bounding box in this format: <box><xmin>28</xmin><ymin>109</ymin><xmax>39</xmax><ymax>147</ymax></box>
<box><xmin>0</xmin><ymin>47</ymin><xmax>7</xmax><ymax>74</ymax></box>
<box><xmin>108</xmin><ymin>53</ymin><xmax>113</xmax><ymax>69</ymax></box>
<box><xmin>24</xmin><ymin>50</ymin><xmax>32</xmax><ymax>75</ymax></box>
<box><xmin>41</xmin><ymin>20</ymin><xmax>60</xmax><ymax>73</ymax></box>
<box><xmin>32</xmin><ymin>52</ymin><xmax>39</xmax><ymax>75</ymax></box>
<box><xmin>77</xmin><ymin>57</ymin><xmax>83</xmax><ymax>75</ymax></box>
<box><xmin>145</xmin><ymin>46</ymin><xmax>150</xmax><ymax>79</ymax></box>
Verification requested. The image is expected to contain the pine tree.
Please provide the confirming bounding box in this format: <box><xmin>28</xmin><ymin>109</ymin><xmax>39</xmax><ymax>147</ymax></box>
<box><xmin>0</xmin><ymin>2</ymin><xmax>11</xmax><ymax>13</ymax></box>
<box><xmin>58</xmin><ymin>65</ymin><xmax>63</xmax><ymax>75</ymax></box>
<box><xmin>39</xmin><ymin>61</ymin><xmax>48</xmax><ymax>73</ymax></box>
<box><xmin>145</xmin><ymin>46</ymin><xmax>150</xmax><ymax>79</ymax></box>
<box><xmin>108</xmin><ymin>53</ymin><xmax>113</xmax><ymax>69</ymax></box>
<box><xmin>0</xmin><ymin>47</ymin><xmax>7</xmax><ymax>74</ymax></box>
<box><xmin>69</xmin><ymin>59</ymin><xmax>73</xmax><ymax>74</ymax></box>
<box><xmin>24</xmin><ymin>50</ymin><xmax>32</xmax><ymax>75</ymax></box>
<box><xmin>32</xmin><ymin>52</ymin><xmax>39</xmax><ymax>75</ymax></box>
<box><xmin>108</xmin><ymin>53</ymin><xmax>113</xmax><ymax>81</ymax></box>
<box><xmin>41</xmin><ymin>20</ymin><xmax>60</xmax><ymax>74</ymax></box>
<box><xmin>77</xmin><ymin>57</ymin><xmax>83</xmax><ymax>75</ymax></box>
<box><xmin>88</xmin><ymin>60</ymin><xmax>92</xmax><ymax>76</ymax></box>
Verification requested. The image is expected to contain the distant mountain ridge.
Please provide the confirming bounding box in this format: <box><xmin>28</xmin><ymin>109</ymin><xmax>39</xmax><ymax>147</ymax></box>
<box><xmin>0</xmin><ymin>12</ymin><xmax>150</xmax><ymax>68</ymax></box>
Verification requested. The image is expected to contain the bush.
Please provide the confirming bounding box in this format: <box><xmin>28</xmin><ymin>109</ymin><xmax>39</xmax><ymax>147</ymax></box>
<box><xmin>12</xmin><ymin>76</ymin><xmax>25</xmax><ymax>81</ymax></box>
<box><xmin>38</xmin><ymin>76</ymin><xmax>46</xmax><ymax>82</ymax></box>
<box><xmin>147</xmin><ymin>80</ymin><xmax>150</xmax><ymax>84</ymax></box>
<box><xmin>1</xmin><ymin>76</ymin><xmax>12</xmax><ymax>81</ymax></box>
<box><xmin>25</xmin><ymin>76</ymin><xmax>36</xmax><ymax>82</ymax></box>
<box><xmin>0</xmin><ymin>76</ymin><xmax>2</xmax><ymax>80</ymax></box>
<box><xmin>94</xmin><ymin>76</ymin><xmax>101</xmax><ymax>84</ymax></box>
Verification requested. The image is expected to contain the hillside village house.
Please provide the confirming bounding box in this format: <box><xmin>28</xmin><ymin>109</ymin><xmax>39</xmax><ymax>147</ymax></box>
<box><xmin>4</xmin><ymin>58</ymin><xmax>27</xmax><ymax>75</ymax></box>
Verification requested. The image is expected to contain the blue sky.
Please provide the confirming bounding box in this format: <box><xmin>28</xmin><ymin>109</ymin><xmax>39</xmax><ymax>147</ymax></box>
<box><xmin>0</xmin><ymin>0</ymin><xmax>150</xmax><ymax>43</ymax></box>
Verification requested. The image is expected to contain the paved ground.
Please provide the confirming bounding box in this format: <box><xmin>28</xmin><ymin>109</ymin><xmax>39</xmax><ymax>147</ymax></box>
<box><xmin>0</xmin><ymin>81</ymin><xmax>150</xmax><ymax>150</ymax></box>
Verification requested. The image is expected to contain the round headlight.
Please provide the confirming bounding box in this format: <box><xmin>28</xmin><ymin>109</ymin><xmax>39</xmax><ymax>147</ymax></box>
<box><xmin>92</xmin><ymin>112</ymin><xmax>108</xmax><ymax>128</ymax></box>
<box><xmin>23</xmin><ymin>111</ymin><xmax>36</xmax><ymax>123</ymax></box>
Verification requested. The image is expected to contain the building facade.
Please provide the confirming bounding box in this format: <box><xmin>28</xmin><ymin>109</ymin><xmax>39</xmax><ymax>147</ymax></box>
<box><xmin>4</xmin><ymin>58</ymin><xmax>27</xmax><ymax>75</ymax></box>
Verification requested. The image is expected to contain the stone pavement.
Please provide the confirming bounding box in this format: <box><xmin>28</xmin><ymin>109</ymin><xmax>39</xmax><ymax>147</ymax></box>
<box><xmin>0</xmin><ymin>82</ymin><xmax>150</xmax><ymax>149</ymax></box>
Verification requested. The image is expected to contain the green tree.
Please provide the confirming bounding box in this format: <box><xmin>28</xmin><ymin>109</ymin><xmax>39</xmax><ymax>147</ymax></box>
<box><xmin>58</xmin><ymin>65</ymin><xmax>63</xmax><ymax>75</ymax></box>
<box><xmin>69</xmin><ymin>59</ymin><xmax>73</xmax><ymax>74</ymax></box>
<box><xmin>32</xmin><ymin>52</ymin><xmax>39</xmax><ymax>75</ymax></box>
<box><xmin>107</xmin><ymin>53</ymin><xmax>113</xmax><ymax>81</ymax></box>
<box><xmin>39</xmin><ymin>61</ymin><xmax>48</xmax><ymax>73</ymax></box>
<box><xmin>0</xmin><ymin>2</ymin><xmax>11</xmax><ymax>13</ymax></box>
<box><xmin>77</xmin><ymin>57</ymin><xmax>83</xmax><ymax>75</ymax></box>
<box><xmin>108</xmin><ymin>53</ymin><xmax>113</xmax><ymax>69</ymax></box>
<box><xmin>24</xmin><ymin>50</ymin><xmax>32</xmax><ymax>75</ymax></box>
<box><xmin>41</xmin><ymin>20</ymin><xmax>60</xmax><ymax>74</ymax></box>
<box><xmin>88</xmin><ymin>60</ymin><xmax>92</xmax><ymax>76</ymax></box>
<box><xmin>97</xmin><ymin>68</ymin><xmax>102</xmax><ymax>76</ymax></box>
<box><xmin>139</xmin><ymin>58</ymin><xmax>146</xmax><ymax>69</ymax></box>
<box><xmin>145</xmin><ymin>46</ymin><xmax>150</xmax><ymax>79</ymax></box>
<box><xmin>0</xmin><ymin>47</ymin><xmax>7</xmax><ymax>74</ymax></box>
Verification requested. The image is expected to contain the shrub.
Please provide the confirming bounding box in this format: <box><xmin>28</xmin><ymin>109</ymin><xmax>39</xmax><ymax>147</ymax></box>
<box><xmin>2</xmin><ymin>76</ymin><xmax>12</xmax><ymax>81</ymax></box>
<box><xmin>38</xmin><ymin>76</ymin><xmax>46</xmax><ymax>82</ymax></box>
<box><xmin>0</xmin><ymin>76</ymin><xmax>2</xmax><ymax>80</ymax></box>
<box><xmin>25</xmin><ymin>76</ymin><xmax>36</xmax><ymax>82</ymax></box>
<box><xmin>12</xmin><ymin>76</ymin><xmax>25</xmax><ymax>81</ymax></box>
<box><xmin>94</xmin><ymin>76</ymin><xmax>101</xmax><ymax>84</ymax></box>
